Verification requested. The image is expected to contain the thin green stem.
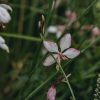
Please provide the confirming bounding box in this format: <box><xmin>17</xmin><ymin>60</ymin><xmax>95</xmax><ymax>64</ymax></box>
<box><xmin>59</xmin><ymin>64</ymin><xmax>76</xmax><ymax>100</ymax></box>
<box><xmin>44</xmin><ymin>0</ymin><xmax>55</xmax><ymax>35</ymax></box>
<box><xmin>75</xmin><ymin>0</ymin><xmax>97</xmax><ymax>23</ymax></box>
<box><xmin>51</xmin><ymin>55</ymin><xmax>76</xmax><ymax>100</ymax></box>
<box><xmin>25</xmin><ymin>72</ymin><xmax>57</xmax><ymax>100</ymax></box>
<box><xmin>0</xmin><ymin>33</ymin><xmax>42</xmax><ymax>42</ymax></box>
<box><xmin>81</xmin><ymin>36</ymin><xmax>100</xmax><ymax>53</ymax></box>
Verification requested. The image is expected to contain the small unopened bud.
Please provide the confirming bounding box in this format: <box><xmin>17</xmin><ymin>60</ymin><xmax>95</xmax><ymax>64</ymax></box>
<box><xmin>42</xmin><ymin>15</ymin><xmax>45</xmax><ymax>23</ymax></box>
<box><xmin>47</xmin><ymin>86</ymin><xmax>56</xmax><ymax>100</ymax></box>
<box><xmin>38</xmin><ymin>21</ymin><xmax>41</xmax><ymax>30</ymax></box>
<box><xmin>92</xmin><ymin>27</ymin><xmax>100</xmax><ymax>37</ymax></box>
<box><xmin>65</xmin><ymin>10</ymin><xmax>77</xmax><ymax>22</ymax></box>
<box><xmin>38</xmin><ymin>15</ymin><xmax>45</xmax><ymax>33</ymax></box>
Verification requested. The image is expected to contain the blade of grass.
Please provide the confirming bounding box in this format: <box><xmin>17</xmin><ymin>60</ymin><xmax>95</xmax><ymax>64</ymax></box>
<box><xmin>0</xmin><ymin>33</ymin><xmax>42</xmax><ymax>42</ymax></box>
<box><xmin>25</xmin><ymin>72</ymin><xmax>57</xmax><ymax>100</ymax></box>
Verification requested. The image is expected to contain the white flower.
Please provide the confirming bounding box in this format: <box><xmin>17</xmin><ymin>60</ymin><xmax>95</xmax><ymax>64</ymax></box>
<box><xmin>43</xmin><ymin>33</ymin><xmax>80</xmax><ymax>66</ymax></box>
<box><xmin>47</xmin><ymin>25</ymin><xmax>65</xmax><ymax>38</ymax></box>
<box><xmin>0</xmin><ymin>4</ymin><xmax>12</xmax><ymax>23</ymax></box>
<box><xmin>0</xmin><ymin>36</ymin><xmax>9</xmax><ymax>53</ymax></box>
<box><xmin>47</xmin><ymin>26</ymin><xmax>58</xmax><ymax>33</ymax></box>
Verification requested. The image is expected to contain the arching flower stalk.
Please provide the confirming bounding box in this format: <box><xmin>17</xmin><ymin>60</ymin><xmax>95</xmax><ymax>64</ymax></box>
<box><xmin>43</xmin><ymin>33</ymin><xmax>80</xmax><ymax>100</ymax></box>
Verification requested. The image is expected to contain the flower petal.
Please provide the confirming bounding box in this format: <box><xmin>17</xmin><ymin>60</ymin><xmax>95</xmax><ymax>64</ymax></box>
<box><xmin>0</xmin><ymin>43</ymin><xmax>9</xmax><ymax>53</ymax></box>
<box><xmin>47</xmin><ymin>26</ymin><xmax>58</xmax><ymax>33</ymax></box>
<box><xmin>56</xmin><ymin>31</ymin><xmax>62</xmax><ymax>38</ymax></box>
<box><xmin>0</xmin><ymin>36</ymin><xmax>5</xmax><ymax>43</ymax></box>
<box><xmin>63</xmin><ymin>48</ymin><xmax>80</xmax><ymax>59</ymax></box>
<box><xmin>43</xmin><ymin>41</ymin><xmax>59</xmax><ymax>53</ymax></box>
<box><xmin>60</xmin><ymin>33</ymin><xmax>71</xmax><ymax>52</ymax></box>
<box><xmin>43</xmin><ymin>54</ymin><xmax>58</xmax><ymax>66</ymax></box>
<box><xmin>0</xmin><ymin>7</ymin><xmax>11</xmax><ymax>23</ymax></box>
<box><xmin>47</xmin><ymin>86</ymin><xmax>56</xmax><ymax>100</ymax></box>
<box><xmin>0</xmin><ymin>4</ymin><xmax>12</xmax><ymax>12</ymax></box>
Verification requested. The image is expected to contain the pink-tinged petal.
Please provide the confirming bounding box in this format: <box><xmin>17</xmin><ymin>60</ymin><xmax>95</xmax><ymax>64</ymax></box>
<box><xmin>43</xmin><ymin>41</ymin><xmax>59</xmax><ymax>53</ymax></box>
<box><xmin>43</xmin><ymin>54</ymin><xmax>58</xmax><ymax>66</ymax></box>
<box><xmin>63</xmin><ymin>48</ymin><xmax>80</xmax><ymax>59</ymax></box>
<box><xmin>47</xmin><ymin>86</ymin><xmax>56</xmax><ymax>100</ymax></box>
<box><xmin>60</xmin><ymin>33</ymin><xmax>71</xmax><ymax>52</ymax></box>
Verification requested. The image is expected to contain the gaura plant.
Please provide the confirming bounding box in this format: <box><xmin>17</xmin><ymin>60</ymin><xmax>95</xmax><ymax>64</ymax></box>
<box><xmin>43</xmin><ymin>33</ymin><xmax>80</xmax><ymax>67</ymax></box>
<box><xmin>43</xmin><ymin>33</ymin><xmax>80</xmax><ymax>100</ymax></box>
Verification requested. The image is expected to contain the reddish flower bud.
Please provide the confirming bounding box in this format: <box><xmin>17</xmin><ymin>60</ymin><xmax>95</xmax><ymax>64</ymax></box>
<box><xmin>47</xmin><ymin>86</ymin><xmax>56</xmax><ymax>100</ymax></box>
